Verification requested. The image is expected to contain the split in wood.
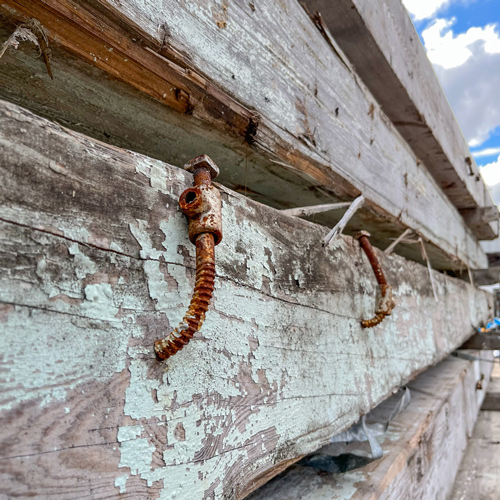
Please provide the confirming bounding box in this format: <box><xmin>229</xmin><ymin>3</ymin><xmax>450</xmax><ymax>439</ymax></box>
<box><xmin>154</xmin><ymin>155</ymin><xmax>222</xmax><ymax>361</ymax></box>
<box><xmin>356</xmin><ymin>231</ymin><xmax>396</xmax><ymax>328</ymax></box>
<box><xmin>384</xmin><ymin>228</ymin><xmax>413</xmax><ymax>255</ymax></box>
<box><xmin>323</xmin><ymin>195</ymin><xmax>365</xmax><ymax>246</ymax></box>
<box><xmin>281</xmin><ymin>201</ymin><xmax>352</xmax><ymax>217</ymax></box>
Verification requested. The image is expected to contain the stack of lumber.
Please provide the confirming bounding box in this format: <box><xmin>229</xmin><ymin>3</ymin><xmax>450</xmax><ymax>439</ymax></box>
<box><xmin>248</xmin><ymin>352</ymin><xmax>494</xmax><ymax>500</ymax></box>
<box><xmin>1</xmin><ymin>0</ymin><xmax>499</xmax><ymax>498</ymax></box>
<box><xmin>0</xmin><ymin>101</ymin><xmax>493</xmax><ymax>499</ymax></box>
<box><xmin>450</xmin><ymin>360</ymin><xmax>500</xmax><ymax>499</ymax></box>
<box><xmin>0</xmin><ymin>0</ymin><xmax>497</xmax><ymax>270</ymax></box>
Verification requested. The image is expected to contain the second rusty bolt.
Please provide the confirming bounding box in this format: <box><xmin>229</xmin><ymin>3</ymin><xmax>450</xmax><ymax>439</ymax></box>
<box><xmin>355</xmin><ymin>231</ymin><xmax>396</xmax><ymax>328</ymax></box>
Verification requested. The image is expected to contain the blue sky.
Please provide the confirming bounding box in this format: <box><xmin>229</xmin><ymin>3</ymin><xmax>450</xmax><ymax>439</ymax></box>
<box><xmin>402</xmin><ymin>0</ymin><xmax>500</xmax><ymax>189</ymax></box>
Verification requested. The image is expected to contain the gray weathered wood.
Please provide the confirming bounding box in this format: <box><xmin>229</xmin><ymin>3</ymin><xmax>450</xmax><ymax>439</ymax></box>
<box><xmin>473</xmin><ymin>266</ymin><xmax>500</xmax><ymax>286</ymax></box>
<box><xmin>302</xmin><ymin>0</ymin><xmax>498</xmax><ymax>241</ymax></box>
<box><xmin>0</xmin><ymin>0</ymin><xmax>488</xmax><ymax>269</ymax></box>
<box><xmin>451</xmin><ymin>411</ymin><xmax>500</xmax><ymax>499</ymax></box>
<box><xmin>481</xmin><ymin>378</ymin><xmax>500</xmax><ymax>411</ymax></box>
<box><xmin>461</xmin><ymin>206</ymin><xmax>500</xmax><ymax>227</ymax></box>
<box><xmin>451</xmin><ymin>369</ymin><xmax>500</xmax><ymax>500</ymax></box>
<box><xmin>475</xmin><ymin>238</ymin><xmax>500</xmax><ymax>283</ymax></box>
<box><xmin>248</xmin><ymin>352</ymin><xmax>494</xmax><ymax>500</ymax></box>
<box><xmin>0</xmin><ymin>101</ymin><xmax>494</xmax><ymax>499</ymax></box>
<box><xmin>461</xmin><ymin>333</ymin><xmax>500</xmax><ymax>350</ymax></box>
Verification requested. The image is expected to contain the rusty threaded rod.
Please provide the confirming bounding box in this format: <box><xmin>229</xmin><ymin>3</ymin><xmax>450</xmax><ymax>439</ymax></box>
<box><xmin>155</xmin><ymin>232</ymin><xmax>216</xmax><ymax>360</ymax></box>
<box><xmin>357</xmin><ymin>233</ymin><xmax>387</xmax><ymax>288</ymax></box>
<box><xmin>355</xmin><ymin>231</ymin><xmax>395</xmax><ymax>329</ymax></box>
<box><xmin>154</xmin><ymin>155</ymin><xmax>222</xmax><ymax>361</ymax></box>
<box><xmin>361</xmin><ymin>311</ymin><xmax>386</xmax><ymax>329</ymax></box>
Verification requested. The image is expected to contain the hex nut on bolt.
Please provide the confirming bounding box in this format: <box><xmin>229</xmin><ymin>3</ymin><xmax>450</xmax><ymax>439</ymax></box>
<box><xmin>184</xmin><ymin>154</ymin><xmax>220</xmax><ymax>179</ymax></box>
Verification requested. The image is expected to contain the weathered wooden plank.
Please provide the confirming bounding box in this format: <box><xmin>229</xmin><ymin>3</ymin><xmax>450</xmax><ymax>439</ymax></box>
<box><xmin>461</xmin><ymin>206</ymin><xmax>500</xmax><ymax>227</ymax></box>
<box><xmin>473</xmin><ymin>267</ymin><xmax>500</xmax><ymax>286</ymax></box>
<box><xmin>0</xmin><ymin>0</ymin><xmax>488</xmax><ymax>269</ymax></box>
<box><xmin>0</xmin><ymin>101</ymin><xmax>493</xmax><ymax>499</ymax></box>
<box><xmin>461</xmin><ymin>333</ymin><xmax>500</xmax><ymax>350</ymax></box>
<box><xmin>451</xmin><ymin>372</ymin><xmax>500</xmax><ymax>500</ymax></box>
<box><xmin>248</xmin><ymin>352</ymin><xmax>494</xmax><ymax>500</ymax></box>
<box><xmin>302</xmin><ymin>0</ymin><xmax>499</xmax><ymax>241</ymax></box>
<box><xmin>481</xmin><ymin>378</ymin><xmax>500</xmax><ymax>411</ymax></box>
<box><xmin>451</xmin><ymin>411</ymin><xmax>500</xmax><ymax>499</ymax></box>
<box><xmin>475</xmin><ymin>239</ymin><xmax>500</xmax><ymax>283</ymax></box>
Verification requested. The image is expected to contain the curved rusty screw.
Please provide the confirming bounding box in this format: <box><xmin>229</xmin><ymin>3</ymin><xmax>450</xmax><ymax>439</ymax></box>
<box><xmin>355</xmin><ymin>231</ymin><xmax>396</xmax><ymax>328</ymax></box>
<box><xmin>155</xmin><ymin>155</ymin><xmax>222</xmax><ymax>361</ymax></box>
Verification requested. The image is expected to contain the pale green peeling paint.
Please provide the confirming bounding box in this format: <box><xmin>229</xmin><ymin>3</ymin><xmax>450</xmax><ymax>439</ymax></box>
<box><xmin>115</xmin><ymin>474</ymin><xmax>129</xmax><ymax>494</ymax></box>
<box><xmin>69</xmin><ymin>242</ymin><xmax>98</xmax><ymax>279</ymax></box>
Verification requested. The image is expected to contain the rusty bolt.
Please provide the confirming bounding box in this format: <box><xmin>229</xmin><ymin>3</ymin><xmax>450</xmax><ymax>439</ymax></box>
<box><xmin>476</xmin><ymin>373</ymin><xmax>485</xmax><ymax>390</ymax></box>
<box><xmin>355</xmin><ymin>231</ymin><xmax>396</xmax><ymax>328</ymax></box>
<box><xmin>155</xmin><ymin>155</ymin><xmax>222</xmax><ymax>361</ymax></box>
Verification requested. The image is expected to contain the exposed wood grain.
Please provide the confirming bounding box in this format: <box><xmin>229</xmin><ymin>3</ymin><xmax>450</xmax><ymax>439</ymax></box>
<box><xmin>302</xmin><ymin>0</ymin><xmax>498</xmax><ymax>241</ymax></box>
<box><xmin>248</xmin><ymin>353</ymin><xmax>494</xmax><ymax>500</ymax></box>
<box><xmin>0</xmin><ymin>0</ymin><xmax>488</xmax><ymax>269</ymax></box>
<box><xmin>0</xmin><ymin>101</ymin><xmax>494</xmax><ymax>499</ymax></box>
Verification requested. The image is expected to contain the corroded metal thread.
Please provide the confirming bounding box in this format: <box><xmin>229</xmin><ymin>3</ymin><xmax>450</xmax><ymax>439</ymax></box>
<box><xmin>154</xmin><ymin>154</ymin><xmax>222</xmax><ymax>361</ymax></box>
<box><xmin>154</xmin><ymin>232</ymin><xmax>216</xmax><ymax>360</ymax></box>
<box><xmin>361</xmin><ymin>311</ymin><xmax>386</xmax><ymax>329</ymax></box>
<box><xmin>356</xmin><ymin>231</ymin><xmax>395</xmax><ymax>329</ymax></box>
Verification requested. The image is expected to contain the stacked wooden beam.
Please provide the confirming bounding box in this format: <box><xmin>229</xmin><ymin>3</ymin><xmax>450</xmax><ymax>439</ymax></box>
<box><xmin>0</xmin><ymin>0</ymin><xmax>496</xmax><ymax>269</ymax></box>
<box><xmin>1</xmin><ymin>0</ymin><xmax>498</xmax><ymax>497</ymax></box>
<box><xmin>0</xmin><ymin>101</ymin><xmax>493</xmax><ymax>499</ymax></box>
<box><xmin>304</xmin><ymin>0</ymin><xmax>499</xmax><ymax>241</ymax></box>
<box><xmin>248</xmin><ymin>352</ymin><xmax>494</xmax><ymax>500</ymax></box>
<box><xmin>451</xmin><ymin>361</ymin><xmax>500</xmax><ymax>499</ymax></box>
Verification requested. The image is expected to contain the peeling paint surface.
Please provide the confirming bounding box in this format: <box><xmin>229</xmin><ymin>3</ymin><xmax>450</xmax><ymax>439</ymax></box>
<box><xmin>0</xmin><ymin>101</ymin><xmax>494</xmax><ymax>499</ymax></box>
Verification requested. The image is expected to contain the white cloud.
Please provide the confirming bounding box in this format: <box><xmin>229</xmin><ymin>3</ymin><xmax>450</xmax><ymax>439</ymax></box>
<box><xmin>480</xmin><ymin>156</ymin><xmax>500</xmax><ymax>186</ymax></box>
<box><xmin>421</xmin><ymin>19</ymin><xmax>500</xmax><ymax>146</ymax></box>
<box><xmin>423</xmin><ymin>19</ymin><xmax>500</xmax><ymax>69</ymax></box>
<box><xmin>473</xmin><ymin>147</ymin><xmax>500</xmax><ymax>158</ymax></box>
<box><xmin>488</xmin><ymin>180</ymin><xmax>500</xmax><ymax>206</ymax></box>
<box><xmin>402</xmin><ymin>0</ymin><xmax>451</xmax><ymax>21</ymax></box>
